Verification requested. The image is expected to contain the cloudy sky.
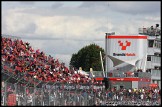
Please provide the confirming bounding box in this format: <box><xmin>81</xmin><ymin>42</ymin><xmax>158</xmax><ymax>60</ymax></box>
<box><xmin>2</xmin><ymin>1</ymin><xmax>160</xmax><ymax>67</ymax></box>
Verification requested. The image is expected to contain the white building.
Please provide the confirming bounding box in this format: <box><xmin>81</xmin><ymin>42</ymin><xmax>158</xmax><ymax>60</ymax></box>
<box><xmin>139</xmin><ymin>24</ymin><xmax>161</xmax><ymax>88</ymax></box>
<box><xmin>105</xmin><ymin>35</ymin><xmax>148</xmax><ymax>73</ymax></box>
<box><xmin>102</xmin><ymin>24</ymin><xmax>161</xmax><ymax>89</ymax></box>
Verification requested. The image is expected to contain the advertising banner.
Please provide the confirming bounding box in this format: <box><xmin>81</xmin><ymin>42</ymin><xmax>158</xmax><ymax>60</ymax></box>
<box><xmin>106</xmin><ymin>35</ymin><xmax>147</xmax><ymax>67</ymax></box>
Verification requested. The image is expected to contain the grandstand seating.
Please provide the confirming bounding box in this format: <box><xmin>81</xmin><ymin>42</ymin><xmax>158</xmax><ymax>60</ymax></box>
<box><xmin>1</xmin><ymin>37</ymin><xmax>100</xmax><ymax>85</ymax></box>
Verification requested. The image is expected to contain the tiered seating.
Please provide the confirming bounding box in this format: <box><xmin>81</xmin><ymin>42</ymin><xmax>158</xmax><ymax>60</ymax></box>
<box><xmin>1</xmin><ymin>37</ymin><xmax>100</xmax><ymax>85</ymax></box>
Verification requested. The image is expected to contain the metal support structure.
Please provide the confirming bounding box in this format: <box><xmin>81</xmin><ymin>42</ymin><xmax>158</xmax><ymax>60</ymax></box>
<box><xmin>105</xmin><ymin>33</ymin><xmax>108</xmax><ymax>78</ymax></box>
<box><xmin>105</xmin><ymin>32</ymin><xmax>115</xmax><ymax>90</ymax></box>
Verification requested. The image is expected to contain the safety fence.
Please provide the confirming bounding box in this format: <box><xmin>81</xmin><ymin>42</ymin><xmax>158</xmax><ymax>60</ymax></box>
<box><xmin>1</xmin><ymin>81</ymin><xmax>105</xmax><ymax>106</ymax></box>
<box><xmin>1</xmin><ymin>60</ymin><xmax>105</xmax><ymax>106</ymax></box>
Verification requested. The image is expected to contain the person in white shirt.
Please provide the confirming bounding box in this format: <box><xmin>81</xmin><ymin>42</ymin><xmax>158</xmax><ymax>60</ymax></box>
<box><xmin>141</xmin><ymin>93</ymin><xmax>144</xmax><ymax>100</ymax></box>
<box><xmin>27</xmin><ymin>94</ymin><xmax>32</xmax><ymax>106</ymax></box>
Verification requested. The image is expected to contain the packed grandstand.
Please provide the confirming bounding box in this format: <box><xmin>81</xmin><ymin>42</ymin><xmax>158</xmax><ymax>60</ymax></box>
<box><xmin>1</xmin><ymin>36</ymin><xmax>161</xmax><ymax>106</ymax></box>
<box><xmin>1</xmin><ymin>37</ymin><xmax>100</xmax><ymax>85</ymax></box>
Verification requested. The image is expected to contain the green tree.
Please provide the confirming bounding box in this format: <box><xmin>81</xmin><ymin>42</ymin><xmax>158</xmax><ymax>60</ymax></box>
<box><xmin>70</xmin><ymin>44</ymin><xmax>105</xmax><ymax>71</ymax></box>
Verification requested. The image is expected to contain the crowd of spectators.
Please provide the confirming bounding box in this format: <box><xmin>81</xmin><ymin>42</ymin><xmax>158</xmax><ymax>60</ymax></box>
<box><xmin>1</xmin><ymin>81</ymin><xmax>161</xmax><ymax>106</ymax></box>
<box><xmin>1</xmin><ymin>37</ymin><xmax>100</xmax><ymax>85</ymax></box>
<box><xmin>94</xmin><ymin>87</ymin><xmax>161</xmax><ymax>106</ymax></box>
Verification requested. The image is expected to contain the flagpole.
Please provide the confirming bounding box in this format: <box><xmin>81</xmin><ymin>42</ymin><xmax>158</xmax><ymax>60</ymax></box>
<box><xmin>100</xmin><ymin>51</ymin><xmax>105</xmax><ymax>77</ymax></box>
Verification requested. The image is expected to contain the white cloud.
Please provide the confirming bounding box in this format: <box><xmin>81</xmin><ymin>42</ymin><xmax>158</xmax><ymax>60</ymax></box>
<box><xmin>145</xmin><ymin>16</ymin><xmax>160</xmax><ymax>22</ymax></box>
<box><xmin>110</xmin><ymin>1</ymin><xmax>160</xmax><ymax>15</ymax></box>
<box><xmin>21</xmin><ymin>39</ymin><xmax>46</xmax><ymax>51</ymax></box>
<box><xmin>2</xmin><ymin>8</ymin><xmax>38</xmax><ymax>36</ymax></box>
<box><xmin>2</xmin><ymin>7</ymin><xmax>109</xmax><ymax>39</ymax></box>
<box><xmin>53</xmin><ymin>54</ymin><xmax>71</xmax><ymax>67</ymax></box>
<box><xmin>51</xmin><ymin>2</ymin><xmax>64</xmax><ymax>9</ymax></box>
<box><xmin>19</xmin><ymin>1</ymin><xmax>35</xmax><ymax>5</ymax></box>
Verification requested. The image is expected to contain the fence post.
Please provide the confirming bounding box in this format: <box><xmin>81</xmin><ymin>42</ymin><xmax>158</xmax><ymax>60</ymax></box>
<box><xmin>50</xmin><ymin>82</ymin><xmax>58</xmax><ymax>106</ymax></box>
<box><xmin>1</xmin><ymin>81</ymin><xmax>5</xmax><ymax>106</ymax></box>
<box><xmin>14</xmin><ymin>83</ymin><xmax>18</xmax><ymax>106</ymax></box>
<box><xmin>56</xmin><ymin>83</ymin><xmax>58</xmax><ymax>106</ymax></box>
<box><xmin>32</xmin><ymin>82</ymin><xmax>37</xmax><ymax>106</ymax></box>
<box><xmin>94</xmin><ymin>90</ymin><xmax>96</xmax><ymax>106</ymax></box>
<box><xmin>24</xmin><ymin>86</ymin><xmax>27</xmax><ymax>106</ymax></box>
<box><xmin>49</xmin><ymin>88</ymin><xmax>51</xmax><ymax>106</ymax></box>
<box><xmin>4</xmin><ymin>82</ymin><xmax>7</xmax><ymax>106</ymax></box>
<box><xmin>59</xmin><ymin>86</ymin><xmax>61</xmax><ymax>106</ymax></box>
<box><xmin>68</xmin><ymin>84</ymin><xmax>70</xmax><ymax>106</ymax></box>
<box><xmin>41</xmin><ymin>86</ymin><xmax>44</xmax><ymax>106</ymax></box>
<box><xmin>74</xmin><ymin>84</ymin><xmax>76</xmax><ymax>106</ymax></box>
